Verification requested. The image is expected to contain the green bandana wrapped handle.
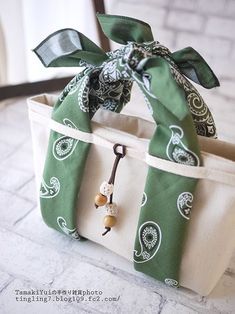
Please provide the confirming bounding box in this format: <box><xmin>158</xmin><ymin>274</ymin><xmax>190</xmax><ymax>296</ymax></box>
<box><xmin>33</xmin><ymin>14</ymin><xmax>219</xmax><ymax>288</ymax></box>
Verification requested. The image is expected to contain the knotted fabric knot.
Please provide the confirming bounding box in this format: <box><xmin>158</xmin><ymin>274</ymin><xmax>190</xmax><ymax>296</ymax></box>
<box><xmin>100</xmin><ymin>41</ymin><xmax>171</xmax><ymax>86</ymax></box>
<box><xmin>121</xmin><ymin>41</ymin><xmax>171</xmax><ymax>71</ymax></box>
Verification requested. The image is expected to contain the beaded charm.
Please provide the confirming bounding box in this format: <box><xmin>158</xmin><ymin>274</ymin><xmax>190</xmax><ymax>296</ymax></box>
<box><xmin>100</xmin><ymin>181</ymin><xmax>114</xmax><ymax>196</ymax></box>
<box><xmin>94</xmin><ymin>193</ymin><xmax>107</xmax><ymax>207</ymax></box>
<box><xmin>94</xmin><ymin>182</ymin><xmax>114</xmax><ymax>208</ymax></box>
<box><xmin>103</xmin><ymin>215</ymin><xmax>117</xmax><ymax>236</ymax></box>
<box><xmin>94</xmin><ymin>144</ymin><xmax>126</xmax><ymax>236</ymax></box>
<box><xmin>102</xmin><ymin>202</ymin><xmax>118</xmax><ymax>236</ymax></box>
<box><xmin>105</xmin><ymin>202</ymin><xmax>118</xmax><ymax>216</ymax></box>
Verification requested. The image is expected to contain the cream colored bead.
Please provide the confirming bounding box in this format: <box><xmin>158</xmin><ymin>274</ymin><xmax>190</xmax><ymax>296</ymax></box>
<box><xmin>94</xmin><ymin>193</ymin><xmax>107</xmax><ymax>207</ymax></box>
<box><xmin>103</xmin><ymin>215</ymin><xmax>116</xmax><ymax>228</ymax></box>
<box><xmin>99</xmin><ymin>181</ymin><xmax>114</xmax><ymax>197</ymax></box>
<box><xmin>105</xmin><ymin>202</ymin><xmax>118</xmax><ymax>217</ymax></box>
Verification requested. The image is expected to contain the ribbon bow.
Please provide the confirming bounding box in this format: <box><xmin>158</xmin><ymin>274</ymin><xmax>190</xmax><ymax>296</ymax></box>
<box><xmin>34</xmin><ymin>14</ymin><xmax>219</xmax><ymax>89</ymax></box>
<box><xmin>34</xmin><ymin>14</ymin><xmax>219</xmax><ymax>288</ymax></box>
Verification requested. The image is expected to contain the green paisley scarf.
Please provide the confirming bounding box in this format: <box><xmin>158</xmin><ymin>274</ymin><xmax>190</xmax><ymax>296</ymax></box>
<box><xmin>34</xmin><ymin>14</ymin><xmax>219</xmax><ymax>288</ymax></box>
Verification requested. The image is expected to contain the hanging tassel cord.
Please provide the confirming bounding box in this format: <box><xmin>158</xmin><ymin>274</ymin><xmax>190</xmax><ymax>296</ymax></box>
<box><xmin>108</xmin><ymin>144</ymin><xmax>126</xmax><ymax>204</ymax></box>
<box><xmin>102</xmin><ymin>144</ymin><xmax>126</xmax><ymax>236</ymax></box>
<box><xmin>102</xmin><ymin>227</ymin><xmax>111</xmax><ymax>236</ymax></box>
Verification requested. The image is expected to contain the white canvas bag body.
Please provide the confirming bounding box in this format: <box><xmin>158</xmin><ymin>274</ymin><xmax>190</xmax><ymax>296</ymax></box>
<box><xmin>28</xmin><ymin>94</ymin><xmax>235</xmax><ymax>296</ymax></box>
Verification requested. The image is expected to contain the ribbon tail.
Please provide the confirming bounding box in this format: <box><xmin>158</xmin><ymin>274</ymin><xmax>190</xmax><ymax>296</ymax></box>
<box><xmin>33</xmin><ymin>28</ymin><xmax>108</xmax><ymax>67</ymax></box>
<box><xmin>97</xmin><ymin>13</ymin><xmax>154</xmax><ymax>44</ymax></box>
<box><xmin>171</xmin><ymin>47</ymin><xmax>220</xmax><ymax>89</ymax></box>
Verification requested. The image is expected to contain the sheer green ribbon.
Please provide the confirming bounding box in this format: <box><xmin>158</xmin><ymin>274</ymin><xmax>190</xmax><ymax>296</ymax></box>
<box><xmin>34</xmin><ymin>14</ymin><xmax>219</xmax><ymax>287</ymax></box>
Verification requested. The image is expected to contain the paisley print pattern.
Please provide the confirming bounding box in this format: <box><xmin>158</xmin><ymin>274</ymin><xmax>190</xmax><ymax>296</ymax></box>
<box><xmin>134</xmin><ymin>221</ymin><xmax>162</xmax><ymax>263</ymax></box>
<box><xmin>77</xmin><ymin>75</ymin><xmax>90</xmax><ymax>112</ymax></box>
<box><xmin>142</xmin><ymin>73</ymin><xmax>152</xmax><ymax>92</ymax></box>
<box><xmin>166</xmin><ymin>125</ymin><xmax>200</xmax><ymax>166</ymax></box>
<box><xmin>177</xmin><ymin>192</ymin><xmax>193</xmax><ymax>220</ymax></box>
<box><xmin>57</xmin><ymin>216</ymin><xmax>80</xmax><ymax>239</ymax></box>
<box><xmin>141</xmin><ymin>192</ymin><xmax>147</xmax><ymax>207</ymax></box>
<box><xmin>100</xmin><ymin>59</ymin><xmax>121</xmax><ymax>83</ymax></box>
<box><xmin>187</xmin><ymin>91</ymin><xmax>216</xmax><ymax>137</ymax></box>
<box><xmin>101</xmin><ymin>98</ymin><xmax>119</xmax><ymax>111</ymax></box>
<box><xmin>122</xmin><ymin>44</ymin><xmax>152</xmax><ymax>70</ymax></box>
<box><xmin>52</xmin><ymin>119</ymin><xmax>78</xmax><ymax>161</ymax></box>
<box><xmin>87</xmin><ymin>64</ymin><xmax>132</xmax><ymax>114</ymax></box>
<box><xmin>105</xmin><ymin>41</ymin><xmax>216</xmax><ymax>139</ymax></box>
<box><xmin>40</xmin><ymin>177</ymin><xmax>60</xmax><ymax>199</ymax></box>
<box><xmin>164</xmin><ymin>278</ymin><xmax>179</xmax><ymax>288</ymax></box>
<box><xmin>58</xmin><ymin>73</ymin><xmax>84</xmax><ymax>102</ymax></box>
<box><xmin>69</xmin><ymin>41</ymin><xmax>171</xmax><ymax>117</ymax></box>
<box><xmin>170</xmin><ymin>66</ymin><xmax>217</xmax><ymax>138</ymax></box>
<box><xmin>170</xmin><ymin>66</ymin><xmax>191</xmax><ymax>92</ymax></box>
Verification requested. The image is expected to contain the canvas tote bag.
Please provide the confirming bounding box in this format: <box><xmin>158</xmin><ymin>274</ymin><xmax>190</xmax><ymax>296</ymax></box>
<box><xmin>28</xmin><ymin>93</ymin><xmax>235</xmax><ymax>296</ymax></box>
<box><xmin>28</xmin><ymin>14</ymin><xmax>235</xmax><ymax>295</ymax></box>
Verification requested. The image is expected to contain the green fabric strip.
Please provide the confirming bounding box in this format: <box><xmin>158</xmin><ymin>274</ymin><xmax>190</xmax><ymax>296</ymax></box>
<box><xmin>34</xmin><ymin>14</ymin><xmax>219</xmax><ymax>288</ymax></box>
<box><xmin>131</xmin><ymin>57</ymin><xmax>200</xmax><ymax>285</ymax></box>
<box><xmin>97</xmin><ymin>13</ymin><xmax>154</xmax><ymax>44</ymax></box>
<box><xmin>171</xmin><ymin>47</ymin><xmax>220</xmax><ymax>89</ymax></box>
<box><xmin>33</xmin><ymin>29</ymin><xmax>108</xmax><ymax>67</ymax></box>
